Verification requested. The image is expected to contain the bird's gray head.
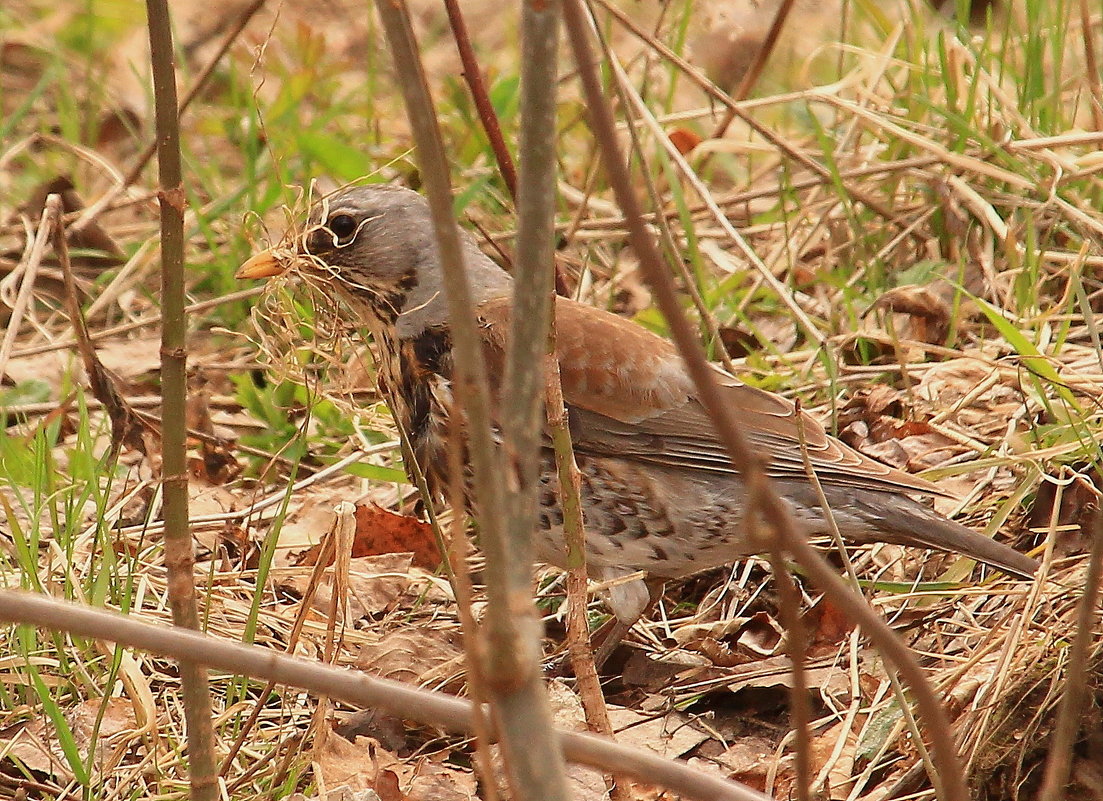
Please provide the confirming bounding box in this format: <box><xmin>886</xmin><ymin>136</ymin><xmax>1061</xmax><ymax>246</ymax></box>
<box><xmin>238</xmin><ymin>184</ymin><xmax>512</xmax><ymax>337</ymax></box>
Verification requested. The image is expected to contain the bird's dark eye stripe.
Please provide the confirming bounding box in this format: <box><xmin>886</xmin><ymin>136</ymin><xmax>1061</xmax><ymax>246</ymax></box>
<box><xmin>328</xmin><ymin>214</ymin><xmax>358</xmax><ymax>241</ymax></box>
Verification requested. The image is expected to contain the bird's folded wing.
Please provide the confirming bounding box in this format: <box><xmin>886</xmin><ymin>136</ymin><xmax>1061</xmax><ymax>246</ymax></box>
<box><xmin>478</xmin><ymin>295</ymin><xmax>944</xmax><ymax>496</ymax></box>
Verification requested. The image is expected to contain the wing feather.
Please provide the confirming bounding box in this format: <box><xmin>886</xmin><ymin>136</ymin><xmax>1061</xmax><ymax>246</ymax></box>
<box><xmin>478</xmin><ymin>296</ymin><xmax>946</xmax><ymax>497</ymax></box>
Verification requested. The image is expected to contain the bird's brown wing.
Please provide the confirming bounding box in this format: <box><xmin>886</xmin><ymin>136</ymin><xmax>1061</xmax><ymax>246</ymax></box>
<box><xmin>478</xmin><ymin>296</ymin><xmax>945</xmax><ymax>497</ymax></box>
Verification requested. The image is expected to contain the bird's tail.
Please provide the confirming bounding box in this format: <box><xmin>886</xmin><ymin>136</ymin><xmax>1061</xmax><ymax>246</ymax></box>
<box><xmin>839</xmin><ymin>491</ymin><xmax>1038</xmax><ymax>579</ymax></box>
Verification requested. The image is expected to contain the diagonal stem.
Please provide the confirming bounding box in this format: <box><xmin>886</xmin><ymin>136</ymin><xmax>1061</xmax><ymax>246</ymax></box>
<box><xmin>562</xmin><ymin>3</ymin><xmax>970</xmax><ymax>800</ymax></box>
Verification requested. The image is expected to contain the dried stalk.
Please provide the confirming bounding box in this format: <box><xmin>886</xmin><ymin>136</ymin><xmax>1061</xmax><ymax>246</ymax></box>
<box><xmin>561</xmin><ymin>2</ymin><xmax>970</xmax><ymax>799</ymax></box>
<box><xmin>144</xmin><ymin>0</ymin><xmax>217</xmax><ymax>797</ymax></box>
<box><xmin>0</xmin><ymin>209</ymin><xmax>50</xmax><ymax>382</ymax></box>
<box><xmin>443</xmin><ymin>0</ymin><xmax>518</xmax><ymax>198</ymax></box>
<box><xmin>0</xmin><ymin>591</ymin><xmax>773</xmax><ymax>801</ymax></box>
<box><xmin>371</xmin><ymin>2</ymin><xmax>569</xmax><ymax>798</ymax></box>
<box><xmin>1038</xmin><ymin>503</ymin><xmax>1103</xmax><ymax>801</ymax></box>
<box><xmin>712</xmin><ymin>0</ymin><xmax>798</xmax><ymax>137</ymax></box>
<box><xmin>1080</xmin><ymin>0</ymin><xmax>1103</xmax><ymax>131</ymax></box>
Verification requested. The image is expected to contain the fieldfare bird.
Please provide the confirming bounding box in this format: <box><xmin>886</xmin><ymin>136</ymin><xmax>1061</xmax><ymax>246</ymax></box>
<box><xmin>238</xmin><ymin>185</ymin><xmax>1038</xmax><ymax>626</ymax></box>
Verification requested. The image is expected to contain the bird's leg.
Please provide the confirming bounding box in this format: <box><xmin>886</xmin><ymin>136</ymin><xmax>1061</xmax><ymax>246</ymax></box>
<box><xmin>590</xmin><ymin>577</ymin><xmax>666</xmax><ymax>669</ymax></box>
<box><xmin>548</xmin><ymin>577</ymin><xmax>666</xmax><ymax>675</ymax></box>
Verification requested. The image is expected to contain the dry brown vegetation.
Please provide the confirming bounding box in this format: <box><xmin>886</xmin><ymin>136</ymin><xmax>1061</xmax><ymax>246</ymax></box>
<box><xmin>2</xmin><ymin>0</ymin><xmax>1103</xmax><ymax>799</ymax></box>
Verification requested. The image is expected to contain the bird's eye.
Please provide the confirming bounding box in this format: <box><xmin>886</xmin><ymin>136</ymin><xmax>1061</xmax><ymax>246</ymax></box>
<box><xmin>328</xmin><ymin>214</ymin><xmax>358</xmax><ymax>243</ymax></box>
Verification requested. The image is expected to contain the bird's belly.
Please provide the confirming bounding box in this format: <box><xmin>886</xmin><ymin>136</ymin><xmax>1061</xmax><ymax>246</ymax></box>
<box><xmin>534</xmin><ymin>453</ymin><xmax>769</xmax><ymax>579</ymax></box>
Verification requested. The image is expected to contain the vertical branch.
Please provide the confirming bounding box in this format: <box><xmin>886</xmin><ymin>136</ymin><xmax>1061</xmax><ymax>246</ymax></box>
<box><xmin>443</xmin><ymin>0</ymin><xmax>519</xmax><ymax>199</ymax></box>
<box><xmin>1080</xmin><ymin>0</ymin><xmax>1103</xmax><ymax>131</ymax></box>
<box><xmin>372</xmin><ymin>2</ymin><xmax>570</xmax><ymax>799</ymax></box>
<box><xmin>561</xmin><ymin>3</ymin><xmax>969</xmax><ymax>800</ymax></box>
<box><xmin>1038</xmin><ymin>501</ymin><xmax>1103</xmax><ymax>801</ymax></box>
<box><xmin>766</xmin><ymin>549</ymin><xmax>811</xmax><ymax>801</ymax></box>
<box><xmin>512</xmin><ymin>0</ymin><xmax>612</xmax><ymax>740</ymax></box>
<box><xmin>442</xmin><ymin>0</ymin><xmax>572</xmax><ymax>296</ymax></box>
<box><xmin>144</xmin><ymin>0</ymin><xmax>217</xmax><ymax>798</ymax></box>
<box><xmin>505</xmin><ymin>0</ymin><xmax>560</xmax><ymax>586</ymax></box>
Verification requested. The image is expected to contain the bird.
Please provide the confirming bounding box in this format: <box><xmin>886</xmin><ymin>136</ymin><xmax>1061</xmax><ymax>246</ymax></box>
<box><xmin>238</xmin><ymin>184</ymin><xmax>1038</xmax><ymax>630</ymax></box>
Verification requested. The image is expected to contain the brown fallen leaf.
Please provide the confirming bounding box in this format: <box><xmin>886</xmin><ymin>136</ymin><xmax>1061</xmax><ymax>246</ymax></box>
<box><xmin>1028</xmin><ymin>465</ymin><xmax>1101</xmax><ymax>554</ymax></box>
<box><xmin>23</xmin><ymin>175</ymin><xmax>125</xmax><ymax>269</ymax></box>
<box><xmin>868</xmin><ymin>284</ymin><xmax>952</xmax><ymax>344</ymax></box>
<box><xmin>355</xmin><ymin>627</ymin><xmax>465</xmax><ymax>686</ymax></box>
<box><xmin>315</xmin><ymin>727</ymin><xmax>478</xmax><ymax>801</ymax></box>
<box><xmin>311</xmin><ymin>729</ymin><xmax>396</xmax><ymax>798</ymax></box>
<box><xmin>298</xmin><ymin>504</ymin><xmax>441</xmax><ymax>571</ymax></box>
<box><xmin>717</xmin><ymin>325</ymin><xmax>758</xmax><ymax>359</ymax></box>
<box><xmin>0</xmin><ymin>716</ymin><xmax>74</xmax><ymax>783</ymax></box>
<box><xmin>708</xmin><ymin>736</ymin><xmax>778</xmax><ymax>793</ymax></box>
<box><xmin>802</xmin><ymin>595</ymin><xmax>855</xmax><ymax>651</ymax></box>
<box><xmin>668</xmin><ymin>127</ymin><xmax>703</xmax><ymax>156</ymax></box>
<box><xmin>284</xmin><ymin>553</ymin><xmax>451</xmax><ymax>623</ymax></box>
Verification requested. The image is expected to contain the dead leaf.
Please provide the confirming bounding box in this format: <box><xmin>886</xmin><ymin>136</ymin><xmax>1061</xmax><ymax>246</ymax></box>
<box><xmin>736</xmin><ymin>611</ymin><xmax>784</xmax><ymax>655</ymax></box>
<box><xmin>709</xmin><ymin>737</ymin><xmax>778</xmax><ymax>792</ymax></box>
<box><xmin>299</xmin><ymin>505</ymin><xmax>441</xmax><ymax>572</ymax></box>
<box><xmin>311</xmin><ymin>730</ymin><xmax>389</xmax><ymax>797</ymax></box>
<box><xmin>316</xmin><ymin>728</ymin><xmax>476</xmax><ymax>801</ymax></box>
<box><xmin>22</xmin><ymin>175</ymin><xmax>125</xmax><ymax>268</ymax></box>
<box><xmin>869</xmin><ymin>285</ymin><xmax>952</xmax><ymax>344</ymax></box>
<box><xmin>668</xmin><ymin>127</ymin><xmax>703</xmax><ymax>155</ymax></box>
<box><xmin>717</xmin><ymin>325</ymin><xmax>758</xmax><ymax>359</ymax></box>
<box><xmin>840</xmin><ymin>385</ymin><xmax>905</xmax><ymax>426</ymax></box>
<box><xmin>620</xmin><ymin>648</ymin><xmax>702</xmax><ymax>691</ymax></box>
<box><xmin>67</xmin><ymin>697</ymin><xmax>139</xmax><ymax>774</ymax></box>
<box><xmin>335</xmin><ymin>710</ymin><xmax>409</xmax><ymax>754</ymax></box>
<box><xmin>721</xmin><ymin>654</ymin><xmax>853</xmax><ymax>698</ymax></box>
<box><xmin>0</xmin><ymin>717</ymin><xmax>74</xmax><ymax>782</ymax></box>
<box><xmin>803</xmin><ymin>596</ymin><xmax>855</xmax><ymax>650</ymax></box>
<box><xmin>355</xmin><ymin>627</ymin><xmax>464</xmax><ymax>686</ymax></box>
<box><xmin>95</xmin><ymin>107</ymin><xmax>142</xmax><ymax>148</ymax></box>
<box><xmin>608</xmin><ymin>707</ymin><xmax>709</xmax><ymax>760</ymax></box>
<box><xmin>0</xmin><ymin>697</ymin><xmax>138</xmax><ymax>784</ymax></box>
<box><xmin>1028</xmin><ymin>466</ymin><xmax>1101</xmax><ymax>554</ymax></box>
<box><xmin>541</xmin><ymin>681</ymin><xmax>611</xmax><ymax>800</ymax></box>
<box><xmin>401</xmin><ymin>759</ymin><xmax>478</xmax><ymax>801</ymax></box>
<box><xmin>285</xmin><ymin>553</ymin><xmax>451</xmax><ymax>622</ymax></box>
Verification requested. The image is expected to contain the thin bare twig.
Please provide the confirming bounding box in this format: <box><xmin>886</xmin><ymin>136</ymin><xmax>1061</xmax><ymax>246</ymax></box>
<box><xmin>562</xmin><ymin>4</ymin><xmax>970</xmax><ymax>800</ymax></box>
<box><xmin>524</xmin><ymin>4</ymin><xmax>612</xmax><ymax>742</ymax></box>
<box><xmin>371</xmin><ymin>2</ymin><xmax>570</xmax><ymax>798</ymax></box>
<box><xmin>767</xmin><ymin>549</ymin><xmax>811</xmax><ymax>801</ymax></box>
<box><xmin>1079</xmin><ymin>0</ymin><xmax>1103</xmax><ymax>131</ymax></box>
<box><xmin>712</xmin><ymin>0</ymin><xmax>798</xmax><ymax>136</ymax></box>
<box><xmin>0</xmin><ymin>591</ymin><xmax>773</xmax><ymax>801</ymax></box>
<box><xmin>444</xmin><ymin>412</ymin><xmax>501</xmax><ymax>801</ymax></box>
<box><xmin>443</xmin><ymin>0</ymin><xmax>518</xmax><ymax>199</ymax></box>
<box><xmin>1038</xmin><ymin>494</ymin><xmax>1103</xmax><ymax>801</ymax></box>
<box><xmin>145</xmin><ymin>0</ymin><xmax>217</xmax><ymax>797</ymax></box>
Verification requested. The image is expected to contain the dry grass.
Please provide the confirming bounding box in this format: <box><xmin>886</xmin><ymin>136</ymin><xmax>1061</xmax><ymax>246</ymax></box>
<box><xmin>1</xmin><ymin>0</ymin><xmax>1102</xmax><ymax>799</ymax></box>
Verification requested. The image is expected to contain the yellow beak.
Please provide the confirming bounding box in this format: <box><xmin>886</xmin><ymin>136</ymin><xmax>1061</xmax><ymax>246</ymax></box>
<box><xmin>236</xmin><ymin>249</ymin><xmax>287</xmax><ymax>280</ymax></box>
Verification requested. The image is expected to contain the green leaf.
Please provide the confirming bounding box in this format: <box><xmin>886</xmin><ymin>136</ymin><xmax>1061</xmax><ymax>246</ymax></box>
<box><xmin>296</xmin><ymin>132</ymin><xmax>371</xmax><ymax>181</ymax></box>
<box><xmin>342</xmin><ymin>462</ymin><xmax>408</xmax><ymax>483</ymax></box>
<box><xmin>971</xmin><ymin>293</ymin><xmax>1082</xmax><ymax>415</ymax></box>
<box><xmin>0</xmin><ymin>380</ymin><xmax>51</xmax><ymax>407</ymax></box>
<box><xmin>859</xmin><ymin>580</ymin><xmax>963</xmax><ymax>594</ymax></box>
